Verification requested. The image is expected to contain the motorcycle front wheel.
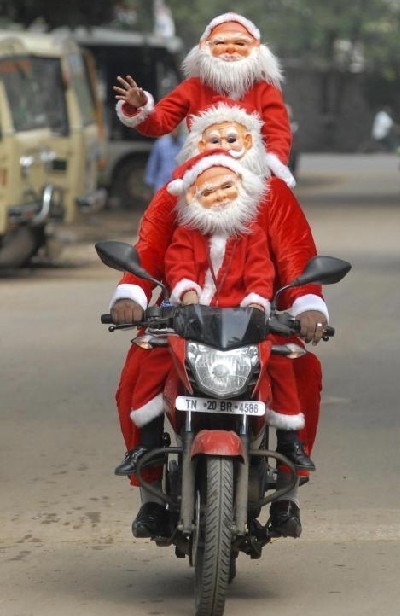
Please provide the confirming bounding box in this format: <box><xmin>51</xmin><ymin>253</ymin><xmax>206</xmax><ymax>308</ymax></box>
<box><xmin>194</xmin><ymin>457</ymin><xmax>234</xmax><ymax>616</ymax></box>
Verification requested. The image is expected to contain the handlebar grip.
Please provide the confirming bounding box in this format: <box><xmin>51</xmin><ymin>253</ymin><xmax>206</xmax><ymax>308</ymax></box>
<box><xmin>101</xmin><ymin>313</ymin><xmax>113</xmax><ymax>324</ymax></box>
<box><xmin>289</xmin><ymin>318</ymin><xmax>301</xmax><ymax>333</ymax></box>
<box><xmin>323</xmin><ymin>326</ymin><xmax>335</xmax><ymax>339</ymax></box>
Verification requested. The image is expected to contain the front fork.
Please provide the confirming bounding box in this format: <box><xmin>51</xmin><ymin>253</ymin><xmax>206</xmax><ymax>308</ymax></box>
<box><xmin>178</xmin><ymin>410</ymin><xmax>196</xmax><ymax>535</ymax></box>
<box><xmin>235</xmin><ymin>415</ymin><xmax>249</xmax><ymax>535</ymax></box>
<box><xmin>178</xmin><ymin>412</ymin><xmax>251</xmax><ymax>537</ymax></box>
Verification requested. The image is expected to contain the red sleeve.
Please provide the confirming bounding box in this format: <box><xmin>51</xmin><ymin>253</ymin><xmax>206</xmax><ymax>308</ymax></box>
<box><xmin>243</xmin><ymin>224</ymin><xmax>274</xmax><ymax>300</ymax></box>
<box><xmin>165</xmin><ymin>227</ymin><xmax>198</xmax><ymax>294</ymax></box>
<box><xmin>261</xmin><ymin>179</ymin><xmax>323</xmax><ymax>308</ymax></box>
<box><xmin>118</xmin><ymin>185</ymin><xmax>177</xmax><ymax>300</ymax></box>
<box><xmin>259</xmin><ymin>83</ymin><xmax>291</xmax><ymax>164</ymax></box>
<box><xmin>124</xmin><ymin>79</ymin><xmax>198</xmax><ymax>138</ymax></box>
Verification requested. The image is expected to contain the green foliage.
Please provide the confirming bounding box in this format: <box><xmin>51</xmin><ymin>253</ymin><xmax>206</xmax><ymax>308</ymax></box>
<box><xmin>167</xmin><ymin>0</ymin><xmax>400</xmax><ymax>77</ymax></box>
<box><xmin>2</xmin><ymin>0</ymin><xmax>399</xmax><ymax>82</ymax></box>
<box><xmin>0</xmin><ymin>0</ymin><xmax>113</xmax><ymax>28</ymax></box>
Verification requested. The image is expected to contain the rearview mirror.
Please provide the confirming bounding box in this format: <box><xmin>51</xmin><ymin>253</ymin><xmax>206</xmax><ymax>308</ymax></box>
<box><xmin>95</xmin><ymin>240</ymin><xmax>166</xmax><ymax>293</ymax></box>
<box><xmin>272</xmin><ymin>256</ymin><xmax>352</xmax><ymax>310</ymax></box>
<box><xmin>290</xmin><ymin>256</ymin><xmax>352</xmax><ymax>287</ymax></box>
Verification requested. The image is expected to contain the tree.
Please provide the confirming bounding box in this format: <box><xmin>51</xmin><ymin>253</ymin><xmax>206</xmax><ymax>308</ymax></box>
<box><xmin>0</xmin><ymin>0</ymin><xmax>113</xmax><ymax>28</ymax></box>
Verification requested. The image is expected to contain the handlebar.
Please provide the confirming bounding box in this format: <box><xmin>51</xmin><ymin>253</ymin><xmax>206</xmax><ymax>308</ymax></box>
<box><xmin>101</xmin><ymin>310</ymin><xmax>335</xmax><ymax>340</ymax></box>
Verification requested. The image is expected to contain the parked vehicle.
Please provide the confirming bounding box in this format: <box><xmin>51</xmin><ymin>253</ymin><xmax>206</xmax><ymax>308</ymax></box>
<box><xmin>19</xmin><ymin>31</ymin><xmax>106</xmax><ymax>223</ymax></box>
<box><xmin>74</xmin><ymin>27</ymin><xmax>183</xmax><ymax>209</ymax></box>
<box><xmin>96</xmin><ymin>240</ymin><xmax>351</xmax><ymax>616</ymax></box>
<box><xmin>0</xmin><ymin>34</ymin><xmax>63</xmax><ymax>267</ymax></box>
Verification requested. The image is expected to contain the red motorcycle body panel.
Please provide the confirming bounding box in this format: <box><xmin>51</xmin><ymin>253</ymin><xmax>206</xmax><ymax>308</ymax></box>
<box><xmin>190</xmin><ymin>429</ymin><xmax>244</xmax><ymax>461</ymax></box>
<box><xmin>168</xmin><ymin>335</ymin><xmax>192</xmax><ymax>393</ymax></box>
<box><xmin>164</xmin><ymin>371</ymin><xmax>186</xmax><ymax>433</ymax></box>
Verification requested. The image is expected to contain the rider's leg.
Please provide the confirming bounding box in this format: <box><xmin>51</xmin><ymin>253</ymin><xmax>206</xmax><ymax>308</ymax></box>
<box><xmin>114</xmin><ymin>346</ymin><xmax>172</xmax><ymax>478</ymax></box>
<box><xmin>269</xmin><ymin>469</ymin><xmax>302</xmax><ymax>537</ymax></box>
<box><xmin>294</xmin><ymin>351</ymin><xmax>322</xmax><ymax>455</ymax></box>
<box><xmin>267</xmin><ymin>353</ymin><xmax>315</xmax><ymax>471</ymax></box>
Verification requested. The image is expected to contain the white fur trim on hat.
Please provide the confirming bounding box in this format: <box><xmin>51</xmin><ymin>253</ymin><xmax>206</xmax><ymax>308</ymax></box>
<box><xmin>115</xmin><ymin>92</ymin><xmax>155</xmax><ymax>128</ymax></box>
<box><xmin>265</xmin><ymin>153</ymin><xmax>296</xmax><ymax>188</ymax></box>
<box><xmin>240</xmin><ymin>293</ymin><xmax>271</xmax><ymax>317</ymax></box>
<box><xmin>170</xmin><ymin>279</ymin><xmax>202</xmax><ymax>305</ymax></box>
<box><xmin>201</xmin><ymin>13</ymin><xmax>260</xmax><ymax>41</ymax></box>
<box><xmin>131</xmin><ymin>393</ymin><xmax>164</xmax><ymax>427</ymax></box>
<box><xmin>109</xmin><ymin>284</ymin><xmax>148</xmax><ymax>311</ymax></box>
<box><xmin>289</xmin><ymin>294</ymin><xmax>329</xmax><ymax>322</ymax></box>
<box><xmin>167</xmin><ymin>153</ymin><xmax>244</xmax><ymax>195</ymax></box>
<box><xmin>266</xmin><ymin>409</ymin><xmax>305</xmax><ymax>430</ymax></box>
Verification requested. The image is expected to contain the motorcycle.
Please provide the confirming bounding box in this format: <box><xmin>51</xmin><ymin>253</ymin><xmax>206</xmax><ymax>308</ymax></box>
<box><xmin>96</xmin><ymin>240</ymin><xmax>351</xmax><ymax>616</ymax></box>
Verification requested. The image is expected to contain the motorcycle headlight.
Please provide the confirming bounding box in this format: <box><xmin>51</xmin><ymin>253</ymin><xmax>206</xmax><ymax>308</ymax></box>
<box><xmin>187</xmin><ymin>343</ymin><xmax>259</xmax><ymax>398</ymax></box>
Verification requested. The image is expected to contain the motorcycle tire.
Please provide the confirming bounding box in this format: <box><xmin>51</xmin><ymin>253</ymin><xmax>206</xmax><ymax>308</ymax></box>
<box><xmin>194</xmin><ymin>457</ymin><xmax>233</xmax><ymax>616</ymax></box>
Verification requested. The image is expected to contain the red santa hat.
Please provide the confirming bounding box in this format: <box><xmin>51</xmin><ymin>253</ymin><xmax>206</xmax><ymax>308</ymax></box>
<box><xmin>200</xmin><ymin>12</ymin><xmax>260</xmax><ymax>42</ymax></box>
<box><xmin>167</xmin><ymin>149</ymin><xmax>244</xmax><ymax>196</ymax></box>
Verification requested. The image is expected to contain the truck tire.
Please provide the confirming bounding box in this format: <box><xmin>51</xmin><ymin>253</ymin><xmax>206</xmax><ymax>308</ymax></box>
<box><xmin>0</xmin><ymin>227</ymin><xmax>37</xmax><ymax>268</ymax></box>
<box><xmin>111</xmin><ymin>156</ymin><xmax>152</xmax><ymax>210</ymax></box>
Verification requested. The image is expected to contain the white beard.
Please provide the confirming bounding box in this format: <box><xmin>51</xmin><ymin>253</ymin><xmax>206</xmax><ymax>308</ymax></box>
<box><xmin>182</xmin><ymin>44</ymin><xmax>283</xmax><ymax>99</ymax></box>
<box><xmin>176</xmin><ymin>133</ymin><xmax>270</xmax><ymax>179</ymax></box>
<box><xmin>176</xmin><ymin>173</ymin><xmax>266</xmax><ymax>236</ymax></box>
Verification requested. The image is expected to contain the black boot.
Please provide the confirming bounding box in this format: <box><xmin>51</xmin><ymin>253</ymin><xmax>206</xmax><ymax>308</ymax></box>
<box><xmin>114</xmin><ymin>446</ymin><xmax>149</xmax><ymax>476</ymax></box>
<box><xmin>276</xmin><ymin>430</ymin><xmax>316</xmax><ymax>471</ymax></box>
<box><xmin>131</xmin><ymin>502</ymin><xmax>170</xmax><ymax>538</ymax></box>
<box><xmin>114</xmin><ymin>416</ymin><xmax>165</xmax><ymax>476</ymax></box>
<box><xmin>269</xmin><ymin>500</ymin><xmax>302</xmax><ymax>538</ymax></box>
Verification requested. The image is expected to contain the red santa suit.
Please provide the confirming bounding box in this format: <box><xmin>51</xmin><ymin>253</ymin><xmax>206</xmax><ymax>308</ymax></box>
<box><xmin>110</xmin><ymin>154</ymin><xmax>326</xmax><ymax>485</ymax></box>
<box><xmin>115</xmin><ymin>13</ymin><xmax>294</xmax><ymax>186</ymax></box>
<box><xmin>166</xmin><ymin>224</ymin><xmax>273</xmax><ymax>310</ymax></box>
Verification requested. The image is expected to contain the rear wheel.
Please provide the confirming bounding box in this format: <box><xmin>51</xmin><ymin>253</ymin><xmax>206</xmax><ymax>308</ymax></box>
<box><xmin>194</xmin><ymin>457</ymin><xmax>234</xmax><ymax>616</ymax></box>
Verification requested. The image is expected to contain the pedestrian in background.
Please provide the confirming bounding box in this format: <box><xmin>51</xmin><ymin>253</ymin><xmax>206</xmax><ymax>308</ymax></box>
<box><xmin>144</xmin><ymin>126</ymin><xmax>184</xmax><ymax>193</ymax></box>
<box><xmin>371</xmin><ymin>106</ymin><xmax>398</xmax><ymax>152</ymax></box>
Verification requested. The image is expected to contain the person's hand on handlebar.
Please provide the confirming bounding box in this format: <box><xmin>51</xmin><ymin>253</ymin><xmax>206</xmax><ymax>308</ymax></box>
<box><xmin>182</xmin><ymin>290</ymin><xmax>199</xmax><ymax>305</ymax></box>
<box><xmin>297</xmin><ymin>310</ymin><xmax>328</xmax><ymax>346</ymax></box>
<box><xmin>111</xmin><ymin>299</ymin><xmax>144</xmax><ymax>324</ymax></box>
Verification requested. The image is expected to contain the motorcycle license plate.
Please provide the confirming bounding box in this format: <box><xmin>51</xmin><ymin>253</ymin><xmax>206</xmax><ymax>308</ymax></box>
<box><xmin>176</xmin><ymin>396</ymin><xmax>265</xmax><ymax>416</ymax></box>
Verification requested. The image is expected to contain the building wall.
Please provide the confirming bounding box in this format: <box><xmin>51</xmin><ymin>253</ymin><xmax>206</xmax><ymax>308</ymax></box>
<box><xmin>283</xmin><ymin>63</ymin><xmax>373</xmax><ymax>152</ymax></box>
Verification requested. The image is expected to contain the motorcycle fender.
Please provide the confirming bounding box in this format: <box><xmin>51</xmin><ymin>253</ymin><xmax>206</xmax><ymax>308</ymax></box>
<box><xmin>190</xmin><ymin>430</ymin><xmax>244</xmax><ymax>462</ymax></box>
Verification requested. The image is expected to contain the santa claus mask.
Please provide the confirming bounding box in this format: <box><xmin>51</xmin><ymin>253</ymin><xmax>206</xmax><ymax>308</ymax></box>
<box><xmin>177</xmin><ymin>107</ymin><xmax>269</xmax><ymax>179</ymax></box>
<box><xmin>186</xmin><ymin>166</ymin><xmax>239</xmax><ymax>210</ymax></box>
<box><xmin>202</xmin><ymin>22</ymin><xmax>259</xmax><ymax>61</ymax></box>
<box><xmin>198</xmin><ymin>121</ymin><xmax>253</xmax><ymax>159</ymax></box>
<box><xmin>182</xmin><ymin>15</ymin><xmax>282</xmax><ymax>99</ymax></box>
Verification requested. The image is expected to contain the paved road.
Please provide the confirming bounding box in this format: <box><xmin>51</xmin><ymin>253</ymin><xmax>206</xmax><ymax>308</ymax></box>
<box><xmin>1</xmin><ymin>154</ymin><xmax>399</xmax><ymax>616</ymax></box>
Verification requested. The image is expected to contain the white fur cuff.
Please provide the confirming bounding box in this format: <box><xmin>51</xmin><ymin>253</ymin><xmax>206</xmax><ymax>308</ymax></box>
<box><xmin>115</xmin><ymin>92</ymin><xmax>155</xmax><ymax>128</ymax></box>
<box><xmin>131</xmin><ymin>394</ymin><xmax>164</xmax><ymax>427</ymax></box>
<box><xmin>266</xmin><ymin>409</ymin><xmax>305</xmax><ymax>430</ymax></box>
<box><xmin>240</xmin><ymin>293</ymin><xmax>271</xmax><ymax>317</ymax></box>
<box><xmin>289</xmin><ymin>294</ymin><xmax>329</xmax><ymax>321</ymax></box>
<box><xmin>265</xmin><ymin>153</ymin><xmax>296</xmax><ymax>187</ymax></box>
<box><xmin>170</xmin><ymin>279</ymin><xmax>202</xmax><ymax>305</ymax></box>
<box><xmin>109</xmin><ymin>284</ymin><xmax>148</xmax><ymax>311</ymax></box>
